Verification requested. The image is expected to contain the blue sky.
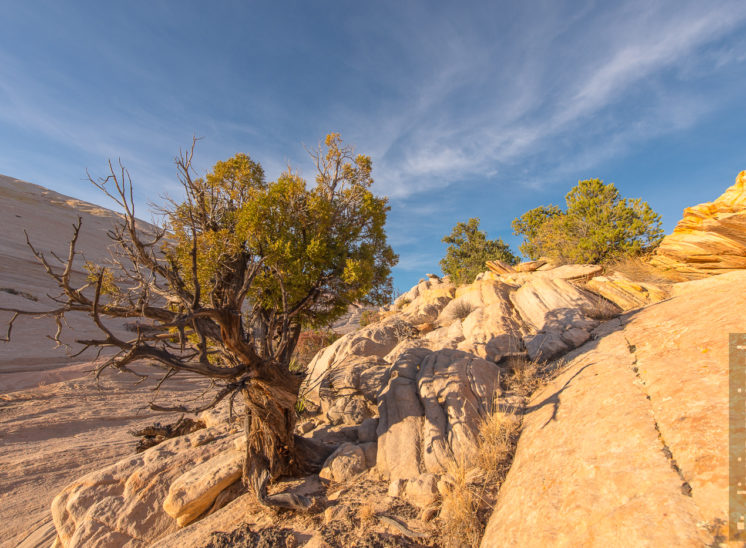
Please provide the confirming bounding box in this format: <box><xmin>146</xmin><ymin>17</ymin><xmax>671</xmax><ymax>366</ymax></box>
<box><xmin>1</xmin><ymin>1</ymin><xmax>745</xmax><ymax>291</ymax></box>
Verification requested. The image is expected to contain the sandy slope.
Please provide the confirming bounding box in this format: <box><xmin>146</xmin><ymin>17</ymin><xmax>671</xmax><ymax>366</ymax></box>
<box><xmin>0</xmin><ymin>175</ymin><xmax>210</xmax><ymax>547</ymax></box>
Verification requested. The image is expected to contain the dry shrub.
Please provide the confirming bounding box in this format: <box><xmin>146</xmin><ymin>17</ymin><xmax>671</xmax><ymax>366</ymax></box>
<box><xmin>503</xmin><ymin>356</ymin><xmax>545</xmax><ymax>397</ymax></box>
<box><xmin>580</xmin><ymin>297</ymin><xmax>622</xmax><ymax>321</ymax></box>
<box><xmin>449</xmin><ymin>299</ymin><xmax>476</xmax><ymax>321</ymax></box>
<box><xmin>416</xmin><ymin>321</ymin><xmax>435</xmax><ymax>335</ymax></box>
<box><xmin>439</xmin><ymin>400</ymin><xmax>523</xmax><ymax>548</ymax></box>
<box><xmin>605</xmin><ymin>254</ymin><xmax>687</xmax><ymax>284</ymax></box>
<box><xmin>292</xmin><ymin>330</ymin><xmax>340</xmax><ymax>370</ymax></box>
<box><xmin>439</xmin><ymin>457</ymin><xmax>484</xmax><ymax>548</ymax></box>
<box><xmin>357</xmin><ymin>502</ymin><xmax>375</xmax><ymax>525</ymax></box>
<box><xmin>475</xmin><ymin>406</ymin><xmax>522</xmax><ymax>483</ymax></box>
<box><xmin>358</xmin><ymin>309</ymin><xmax>380</xmax><ymax>328</ymax></box>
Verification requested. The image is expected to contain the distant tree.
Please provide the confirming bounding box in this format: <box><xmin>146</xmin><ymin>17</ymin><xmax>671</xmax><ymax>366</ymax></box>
<box><xmin>0</xmin><ymin>134</ymin><xmax>397</xmax><ymax>509</ymax></box>
<box><xmin>440</xmin><ymin>217</ymin><xmax>518</xmax><ymax>285</ymax></box>
<box><xmin>511</xmin><ymin>179</ymin><xmax>664</xmax><ymax>264</ymax></box>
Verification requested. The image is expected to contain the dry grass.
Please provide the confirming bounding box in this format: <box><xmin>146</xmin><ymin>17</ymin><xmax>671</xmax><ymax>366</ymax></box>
<box><xmin>358</xmin><ymin>309</ymin><xmax>380</xmax><ymax>328</ymax></box>
<box><xmin>475</xmin><ymin>406</ymin><xmax>522</xmax><ymax>482</ymax></box>
<box><xmin>438</xmin><ymin>401</ymin><xmax>523</xmax><ymax>548</ymax></box>
<box><xmin>604</xmin><ymin>254</ymin><xmax>687</xmax><ymax>284</ymax></box>
<box><xmin>356</xmin><ymin>502</ymin><xmax>375</xmax><ymax>525</ymax></box>
<box><xmin>503</xmin><ymin>356</ymin><xmax>546</xmax><ymax>397</ymax></box>
<box><xmin>449</xmin><ymin>299</ymin><xmax>476</xmax><ymax>321</ymax></box>
<box><xmin>580</xmin><ymin>297</ymin><xmax>622</xmax><ymax>321</ymax></box>
<box><xmin>439</xmin><ymin>457</ymin><xmax>484</xmax><ymax>548</ymax></box>
<box><xmin>416</xmin><ymin>321</ymin><xmax>436</xmax><ymax>335</ymax></box>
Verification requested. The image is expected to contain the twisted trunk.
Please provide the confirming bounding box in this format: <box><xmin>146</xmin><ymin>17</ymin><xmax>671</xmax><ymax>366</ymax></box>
<box><xmin>241</xmin><ymin>362</ymin><xmax>312</xmax><ymax>509</ymax></box>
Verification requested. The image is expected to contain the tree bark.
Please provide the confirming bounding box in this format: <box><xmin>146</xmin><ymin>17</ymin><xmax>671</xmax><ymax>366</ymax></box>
<box><xmin>241</xmin><ymin>363</ymin><xmax>312</xmax><ymax>510</ymax></box>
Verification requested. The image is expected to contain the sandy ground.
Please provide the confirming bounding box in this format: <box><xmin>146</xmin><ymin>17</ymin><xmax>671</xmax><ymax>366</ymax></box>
<box><xmin>0</xmin><ymin>175</ymin><xmax>214</xmax><ymax>547</ymax></box>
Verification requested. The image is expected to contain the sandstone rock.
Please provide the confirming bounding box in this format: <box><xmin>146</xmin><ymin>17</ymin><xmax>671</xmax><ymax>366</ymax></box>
<box><xmin>51</xmin><ymin>426</ymin><xmax>238</xmax><ymax>547</ymax></box>
<box><xmin>485</xmin><ymin>259</ymin><xmax>516</xmax><ymax>275</ymax></box>
<box><xmin>319</xmin><ymin>443</ymin><xmax>367</xmax><ymax>482</ymax></box>
<box><xmin>403</xmin><ymin>473</ymin><xmax>439</xmax><ymax>508</ymax></box>
<box><xmin>163</xmin><ymin>450</ymin><xmax>243</xmax><ymax>526</ymax></box>
<box><xmin>376</xmin><ymin>348</ymin><xmax>501</xmax><ymax>481</ymax></box>
<box><xmin>481</xmin><ymin>271</ymin><xmax>746</xmax><ymax>547</ymax></box>
<box><xmin>397</xmin><ymin>277</ymin><xmax>456</xmax><ymax>324</ymax></box>
<box><xmin>586</xmin><ymin>273</ymin><xmax>667</xmax><ymax>310</ymax></box>
<box><xmin>387</xmin><ymin>478</ymin><xmax>407</xmax><ymax>498</ymax></box>
<box><xmin>510</xmin><ymin>276</ymin><xmax>603</xmax><ymax>361</ymax></box>
<box><xmin>514</xmin><ymin>259</ymin><xmax>546</xmax><ymax>272</ymax></box>
<box><xmin>651</xmin><ymin>170</ymin><xmax>746</xmax><ymax>276</ymax></box>
<box><xmin>303</xmin><ymin>322</ymin><xmax>410</xmax><ymax>405</ymax></box>
<box><xmin>357</xmin><ymin>417</ymin><xmax>379</xmax><ymax>443</ymax></box>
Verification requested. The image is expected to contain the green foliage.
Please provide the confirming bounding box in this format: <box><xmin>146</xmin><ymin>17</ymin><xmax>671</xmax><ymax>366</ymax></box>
<box><xmin>440</xmin><ymin>218</ymin><xmax>518</xmax><ymax>285</ymax></box>
<box><xmin>168</xmin><ymin>133</ymin><xmax>398</xmax><ymax>333</ymax></box>
<box><xmin>358</xmin><ymin>308</ymin><xmax>380</xmax><ymax>328</ymax></box>
<box><xmin>511</xmin><ymin>179</ymin><xmax>664</xmax><ymax>264</ymax></box>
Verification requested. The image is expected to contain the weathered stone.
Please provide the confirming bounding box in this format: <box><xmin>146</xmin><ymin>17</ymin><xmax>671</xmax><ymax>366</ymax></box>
<box><xmin>481</xmin><ymin>271</ymin><xmax>746</xmax><ymax>547</ymax></box>
<box><xmin>511</xmin><ymin>276</ymin><xmax>602</xmax><ymax>361</ymax></box>
<box><xmin>586</xmin><ymin>273</ymin><xmax>668</xmax><ymax>310</ymax></box>
<box><xmin>163</xmin><ymin>450</ymin><xmax>243</xmax><ymax>526</ymax></box>
<box><xmin>303</xmin><ymin>322</ymin><xmax>410</xmax><ymax>405</ymax></box>
<box><xmin>514</xmin><ymin>259</ymin><xmax>546</xmax><ymax>272</ymax></box>
<box><xmin>357</xmin><ymin>417</ymin><xmax>379</xmax><ymax>443</ymax></box>
<box><xmin>651</xmin><ymin>170</ymin><xmax>746</xmax><ymax>276</ymax></box>
<box><xmin>319</xmin><ymin>443</ymin><xmax>367</xmax><ymax>482</ymax></box>
<box><xmin>51</xmin><ymin>426</ymin><xmax>237</xmax><ymax>547</ymax></box>
<box><xmin>387</xmin><ymin>478</ymin><xmax>407</xmax><ymax>498</ymax></box>
<box><xmin>376</xmin><ymin>348</ymin><xmax>501</xmax><ymax>481</ymax></box>
<box><xmin>404</xmin><ymin>473</ymin><xmax>439</xmax><ymax>508</ymax></box>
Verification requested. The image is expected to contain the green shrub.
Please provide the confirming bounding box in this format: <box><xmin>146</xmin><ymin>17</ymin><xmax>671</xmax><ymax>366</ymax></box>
<box><xmin>440</xmin><ymin>218</ymin><xmax>518</xmax><ymax>285</ymax></box>
<box><xmin>512</xmin><ymin>179</ymin><xmax>664</xmax><ymax>264</ymax></box>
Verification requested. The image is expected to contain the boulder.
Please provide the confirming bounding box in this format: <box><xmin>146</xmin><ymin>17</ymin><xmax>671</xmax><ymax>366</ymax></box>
<box><xmin>376</xmin><ymin>348</ymin><xmax>501</xmax><ymax>481</ymax></box>
<box><xmin>510</xmin><ymin>276</ymin><xmax>603</xmax><ymax>361</ymax></box>
<box><xmin>51</xmin><ymin>426</ymin><xmax>238</xmax><ymax>547</ymax></box>
<box><xmin>403</xmin><ymin>473</ymin><xmax>439</xmax><ymax>508</ymax></box>
<box><xmin>651</xmin><ymin>170</ymin><xmax>746</xmax><ymax>276</ymax></box>
<box><xmin>319</xmin><ymin>443</ymin><xmax>368</xmax><ymax>482</ymax></box>
<box><xmin>302</xmin><ymin>321</ymin><xmax>411</xmax><ymax>405</ymax></box>
<box><xmin>586</xmin><ymin>273</ymin><xmax>667</xmax><ymax>310</ymax></box>
<box><xmin>163</xmin><ymin>450</ymin><xmax>242</xmax><ymax>526</ymax></box>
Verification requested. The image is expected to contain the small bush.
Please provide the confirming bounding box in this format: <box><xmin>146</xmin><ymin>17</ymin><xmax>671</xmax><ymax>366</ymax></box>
<box><xmin>449</xmin><ymin>300</ymin><xmax>475</xmax><ymax>321</ymax></box>
<box><xmin>580</xmin><ymin>298</ymin><xmax>622</xmax><ymax>321</ymax></box>
<box><xmin>292</xmin><ymin>330</ymin><xmax>340</xmax><ymax>370</ymax></box>
<box><xmin>475</xmin><ymin>405</ymin><xmax>522</xmax><ymax>483</ymax></box>
<box><xmin>439</xmin><ymin>457</ymin><xmax>484</xmax><ymax>548</ymax></box>
<box><xmin>503</xmin><ymin>356</ymin><xmax>545</xmax><ymax>397</ymax></box>
<box><xmin>358</xmin><ymin>309</ymin><xmax>380</xmax><ymax>328</ymax></box>
<box><xmin>395</xmin><ymin>297</ymin><xmax>411</xmax><ymax>310</ymax></box>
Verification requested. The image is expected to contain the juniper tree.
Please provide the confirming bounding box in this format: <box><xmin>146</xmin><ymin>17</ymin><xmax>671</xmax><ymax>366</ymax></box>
<box><xmin>511</xmin><ymin>179</ymin><xmax>663</xmax><ymax>264</ymax></box>
<box><xmin>0</xmin><ymin>134</ymin><xmax>397</xmax><ymax>508</ymax></box>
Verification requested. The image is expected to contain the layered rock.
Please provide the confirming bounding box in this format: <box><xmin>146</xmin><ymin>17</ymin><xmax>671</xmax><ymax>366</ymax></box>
<box><xmin>481</xmin><ymin>270</ymin><xmax>746</xmax><ymax>547</ymax></box>
<box><xmin>51</xmin><ymin>424</ymin><xmax>239</xmax><ymax>547</ymax></box>
<box><xmin>651</xmin><ymin>170</ymin><xmax>746</xmax><ymax>276</ymax></box>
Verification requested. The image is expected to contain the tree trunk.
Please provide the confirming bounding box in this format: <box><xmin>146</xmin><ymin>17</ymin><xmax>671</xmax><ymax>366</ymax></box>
<box><xmin>241</xmin><ymin>362</ymin><xmax>312</xmax><ymax>510</ymax></box>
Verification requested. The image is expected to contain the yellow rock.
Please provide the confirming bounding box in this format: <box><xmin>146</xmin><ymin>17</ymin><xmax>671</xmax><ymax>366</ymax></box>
<box><xmin>651</xmin><ymin>170</ymin><xmax>746</xmax><ymax>276</ymax></box>
<box><xmin>586</xmin><ymin>273</ymin><xmax>668</xmax><ymax>311</ymax></box>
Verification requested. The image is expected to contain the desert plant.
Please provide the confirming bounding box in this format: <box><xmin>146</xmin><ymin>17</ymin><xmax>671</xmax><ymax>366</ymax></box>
<box><xmin>358</xmin><ymin>308</ymin><xmax>380</xmax><ymax>328</ymax></box>
<box><xmin>439</xmin><ymin>456</ymin><xmax>484</xmax><ymax>548</ymax></box>
<box><xmin>440</xmin><ymin>218</ymin><xmax>518</xmax><ymax>285</ymax></box>
<box><xmin>512</xmin><ymin>179</ymin><xmax>664</xmax><ymax>264</ymax></box>
<box><xmin>475</xmin><ymin>404</ymin><xmax>522</xmax><ymax>483</ymax></box>
<box><xmin>0</xmin><ymin>134</ymin><xmax>397</xmax><ymax>509</ymax></box>
<box><xmin>449</xmin><ymin>299</ymin><xmax>475</xmax><ymax>321</ymax></box>
<box><xmin>502</xmin><ymin>356</ymin><xmax>545</xmax><ymax>397</ymax></box>
<box><xmin>580</xmin><ymin>298</ymin><xmax>622</xmax><ymax>321</ymax></box>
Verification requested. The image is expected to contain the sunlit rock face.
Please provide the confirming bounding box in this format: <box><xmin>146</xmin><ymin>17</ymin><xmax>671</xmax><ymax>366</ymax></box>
<box><xmin>651</xmin><ymin>170</ymin><xmax>746</xmax><ymax>277</ymax></box>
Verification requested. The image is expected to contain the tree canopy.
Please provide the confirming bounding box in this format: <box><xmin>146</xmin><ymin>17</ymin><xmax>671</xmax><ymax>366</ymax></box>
<box><xmin>511</xmin><ymin>179</ymin><xmax>664</xmax><ymax>264</ymax></box>
<box><xmin>440</xmin><ymin>217</ymin><xmax>518</xmax><ymax>285</ymax></box>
